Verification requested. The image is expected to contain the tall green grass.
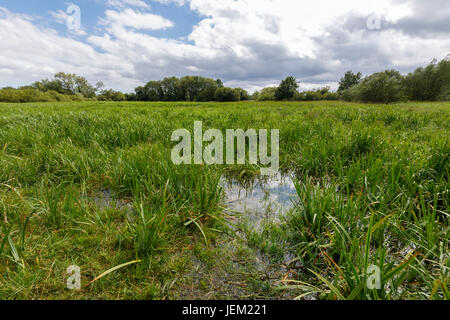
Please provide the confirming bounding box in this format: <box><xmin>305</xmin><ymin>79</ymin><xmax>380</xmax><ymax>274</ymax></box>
<box><xmin>0</xmin><ymin>100</ymin><xmax>448</xmax><ymax>299</ymax></box>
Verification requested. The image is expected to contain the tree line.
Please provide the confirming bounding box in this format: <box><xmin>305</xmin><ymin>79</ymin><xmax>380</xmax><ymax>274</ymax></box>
<box><xmin>338</xmin><ymin>56</ymin><xmax>450</xmax><ymax>103</ymax></box>
<box><xmin>0</xmin><ymin>56</ymin><xmax>449</xmax><ymax>103</ymax></box>
<box><xmin>131</xmin><ymin>76</ymin><xmax>249</xmax><ymax>102</ymax></box>
<box><xmin>0</xmin><ymin>74</ymin><xmax>249</xmax><ymax>103</ymax></box>
<box><xmin>254</xmin><ymin>56</ymin><xmax>450</xmax><ymax>103</ymax></box>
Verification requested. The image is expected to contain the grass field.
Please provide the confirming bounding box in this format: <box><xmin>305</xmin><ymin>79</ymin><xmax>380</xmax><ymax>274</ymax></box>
<box><xmin>0</xmin><ymin>101</ymin><xmax>448</xmax><ymax>300</ymax></box>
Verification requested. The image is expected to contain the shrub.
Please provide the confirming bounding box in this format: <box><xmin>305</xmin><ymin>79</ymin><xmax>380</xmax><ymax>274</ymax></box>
<box><xmin>403</xmin><ymin>59</ymin><xmax>450</xmax><ymax>101</ymax></box>
<box><xmin>98</xmin><ymin>89</ymin><xmax>126</xmax><ymax>101</ymax></box>
<box><xmin>0</xmin><ymin>88</ymin><xmax>52</xmax><ymax>103</ymax></box>
<box><xmin>235</xmin><ymin>88</ymin><xmax>250</xmax><ymax>101</ymax></box>
<box><xmin>294</xmin><ymin>87</ymin><xmax>338</xmax><ymax>101</ymax></box>
<box><xmin>257</xmin><ymin>87</ymin><xmax>277</xmax><ymax>101</ymax></box>
<box><xmin>346</xmin><ymin>70</ymin><xmax>407</xmax><ymax>103</ymax></box>
<box><xmin>46</xmin><ymin>90</ymin><xmax>73</xmax><ymax>102</ymax></box>
<box><xmin>214</xmin><ymin>87</ymin><xmax>240</xmax><ymax>102</ymax></box>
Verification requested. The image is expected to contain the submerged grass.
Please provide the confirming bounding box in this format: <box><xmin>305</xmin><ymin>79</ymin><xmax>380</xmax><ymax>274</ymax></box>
<box><xmin>0</xmin><ymin>100</ymin><xmax>448</xmax><ymax>300</ymax></box>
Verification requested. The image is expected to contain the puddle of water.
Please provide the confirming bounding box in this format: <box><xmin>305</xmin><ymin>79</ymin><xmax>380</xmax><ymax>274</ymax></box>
<box><xmin>218</xmin><ymin>173</ymin><xmax>303</xmax><ymax>299</ymax></box>
<box><xmin>221</xmin><ymin>172</ymin><xmax>305</xmax><ymax>281</ymax></box>
<box><xmin>222</xmin><ymin>172</ymin><xmax>298</xmax><ymax>231</ymax></box>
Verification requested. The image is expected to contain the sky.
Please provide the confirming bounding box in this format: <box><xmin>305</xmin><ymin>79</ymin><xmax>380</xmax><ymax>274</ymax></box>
<box><xmin>0</xmin><ymin>0</ymin><xmax>449</xmax><ymax>93</ymax></box>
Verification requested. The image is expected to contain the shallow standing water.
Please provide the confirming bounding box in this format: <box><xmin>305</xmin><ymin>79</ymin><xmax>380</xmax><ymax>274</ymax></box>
<box><xmin>221</xmin><ymin>172</ymin><xmax>304</xmax><ymax>295</ymax></box>
<box><xmin>222</xmin><ymin>172</ymin><xmax>298</xmax><ymax>231</ymax></box>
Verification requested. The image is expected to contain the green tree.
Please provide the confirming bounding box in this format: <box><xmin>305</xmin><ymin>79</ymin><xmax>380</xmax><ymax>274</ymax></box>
<box><xmin>160</xmin><ymin>77</ymin><xmax>183</xmax><ymax>101</ymax></box>
<box><xmin>33</xmin><ymin>73</ymin><xmax>99</xmax><ymax>98</ymax></box>
<box><xmin>181</xmin><ymin>76</ymin><xmax>201</xmax><ymax>101</ymax></box>
<box><xmin>338</xmin><ymin>71</ymin><xmax>362</xmax><ymax>92</ymax></box>
<box><xmin>214</xmin><ymin>87</ymin><xmax>240</xmax><ymax>101</ymax></box>
<box><xmin>144</xmin><ymin>81</ymin><xmax>164</xmax><ymax>101</ymax></box>
<box><xmin>134</xmin><ymin>81</ymin><xmax>163</xmax><ymax>101</ymax></box>
<box><xmin>135</xmin><ymin>86</ymin><xmax>147</xmax><ymax>101</ymax></box>
<box><xmin>216</xmin><ymin>79</ymin><xmax>224</xmax><ymax>88</ymax></box>
<box><xmin>403</xmin><ymin>58</ymin><xmax>450</xmax><ymax>101</ymax></box>
<box><xmin>234</xmin><ymin>88</ymin><xmax>250</xmax><ymax>101</ymax></box>
<box><xmin>350</xmin><ymin>70</ymin><xmax>406</xmax><ymax>103</ymax></box>
<box><xmin>197</xmin><ymin>78</ymin><xmax>219</xmax><ymax>101</ymax></box>
<box><xmin>275</xmin><ymin>76</ymin><xmax>299</xmax><ymax>100</ymax></box>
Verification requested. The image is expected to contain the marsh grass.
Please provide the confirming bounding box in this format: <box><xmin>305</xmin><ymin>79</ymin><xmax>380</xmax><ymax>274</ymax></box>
<box><xmin>0</xmin><ymin>100</ymin><xmax>448</xmax><ymax>299</ymax></box>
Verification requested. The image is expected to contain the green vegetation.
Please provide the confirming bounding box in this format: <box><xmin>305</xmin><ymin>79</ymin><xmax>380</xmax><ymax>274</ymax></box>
<box><xmin>132</xmin><ymin>76</ymin><xmax>249</xmax><ymax>102</ymax></box>
<box><xmin>3</xmin><ymin>56</ymin><xmax>450</xmax><ymax>104</ymax></box>
<box><xmin>0</xmin><ymin>100</ymin><xmax>448</xmax><ymax>300</ymax></box>
<box><xmin>342</xmin><ymin>57</ymin><xmax>450</xmax><ymax>103</ymax></box>
<box><xmin>256</xmin><ymin>56</ymin><xmax>450</xmax><ymax>103</ymax></box>
<box><xmin>338</xmin><ymin>71</ymin><xmax>362</xmax><ymax>93</ymax></box>
<box><xmin>214</xmin><ymin>87</ymin><xmax>240</xmax><ymax>102</ymax></box>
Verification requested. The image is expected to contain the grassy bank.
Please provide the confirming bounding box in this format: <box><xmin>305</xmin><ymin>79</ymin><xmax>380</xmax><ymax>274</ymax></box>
<box><xmin>0</xmin><ymin>101</ymin><xmax>448</xmax><ymax>300</ymax></box>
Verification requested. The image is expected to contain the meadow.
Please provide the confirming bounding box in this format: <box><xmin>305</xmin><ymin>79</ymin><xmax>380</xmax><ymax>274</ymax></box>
<box><xmin>0</xmin><ymin>100</ymin><xmax>448</xmax><ymax>300</ymax></box>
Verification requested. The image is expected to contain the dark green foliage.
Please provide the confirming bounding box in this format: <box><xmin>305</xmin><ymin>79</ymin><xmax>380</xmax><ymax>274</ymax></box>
<box><xmin>3</xmin><ymin>56</ymin><xmax>450</xmax><ymax>104</ymax></box>
<box><xmin>97</xmin><ymin>89</ymin><xmax>126</xmax><ymax>101</ymax></box>
<box><xmin>180</xmin><ymin>76</ymin><xmax>218</xmax><ymax>102</ymax></box>
<box><xmin>275</xmin><ymin>76</ymin><xmax>299</xmax><ymax>100</ymax></box>
<box><xmin>341</xmin><ymin>57</ymin><xmax>450</xmax><ymax>103</ymax></box>
<box><xmin>234</xmin><ymin>88</ymin><xmax>250</xmax><ymax>101</ymax></box>
<box><xmin>214</xmin><ymin>87</ymin><xmax>240</xmax><ymax>101</ymax></box>
<box><xmin>295</xmin><ymin>87</ymin><xmax>339</xmax><ymax>101</ymax></box>
<box><xmin>133</xmin><ymin>76</ymin><xmax>248</xmax><ymax>102</ymax></box>
<box><xmin>0</xmin><ymin>87</ymin><xmax>81</xmax><ymax>103</ymax></box>
<box><xmin>135</xmin><ymin>76</ymin><xmax>222</xmax><ymax>102</ymax></box>
<box><xmin>0</xmin><ymin>72</ymin><xmax>105</xmax><ymax>103</ymax></box>
<box><xmin>345</xmin><ymin>70</ymin><xmax>406</xmax><ymax>103</ymax></box>
<box><xmin>256</xmin><ymin>87</ymin><xmax>277</xmax><ymax>101</ymax></box>
<box><xmin>404</xmin><ymin>58</ymin><xmax>450</xmax><ymax>101</ymax></box>
<box><xmin>338</xmin><ymin>71</ymin><xmax>362</xmax><ymax>92</ymax></box>
<box><xmin>135</xmin><ymin>81</ymin><xmax>164</xmax><ymax>101</ymax></box>
<box><xmin>160</xmin><ymin>77</ymin><xmax>184</xmax><ymax>101</ymax></box>
<box><xmin>33</xmin><ymin>72</ymin><xmax>100</xmax><ymax>98</ymax></box>
<box><xmin>216</xmin><ymin>79</ymin><xmax>224</xmax><ymax>88</ymax></box>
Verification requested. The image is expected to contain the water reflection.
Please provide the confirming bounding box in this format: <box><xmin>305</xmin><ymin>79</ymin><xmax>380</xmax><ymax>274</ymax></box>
<box><xmin>222</xmin><ymin>172</ymin><xmax>297</xmax><ymax>230</ymax></box>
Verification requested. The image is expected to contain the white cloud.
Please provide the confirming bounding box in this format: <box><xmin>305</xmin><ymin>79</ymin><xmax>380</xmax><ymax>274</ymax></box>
<box><xmin>183</xmin><ymin>0</ymin><xmax>412</xmax><ymax>58</ymax></box>
<box><xmin>100</xmin><ymin>8</ymin><xmax>174</xmax><ymax>30</ymax></box>
<box><xmin>152</xmin><ymin>0</ymin><xmax>186</xmax><ymax>6</ymax></box>
<box><xmin>1</xmin><ymin>1</ymin><xmax>449</xmax><ymax>93</ymax></box>
<box><xmin>106</xmin><ymin>0</ymin><xmax>151</xmax><ymax>9</ymax></box>
<box><xmin>0</xmin><ymin>7</ymin><xmax>138</xmax><ymax>91</ymax></box>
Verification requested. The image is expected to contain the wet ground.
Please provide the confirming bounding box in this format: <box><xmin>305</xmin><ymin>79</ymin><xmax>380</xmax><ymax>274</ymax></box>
<box><xmin>92</xmin><ymin>174</ymin><xmax>302</xmax><ymax>299</ymax></box>
<box><xmin>216</xmin><ymin>173</ymin><xmax>304</xmax><ymax>299</ymax></box>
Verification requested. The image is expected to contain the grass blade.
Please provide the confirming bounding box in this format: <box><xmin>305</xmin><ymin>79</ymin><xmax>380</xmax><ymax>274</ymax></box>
<box><xmin>86</xmin><ymin>260</ymin><xmax>142</xmax><ymax>287</ymax></box>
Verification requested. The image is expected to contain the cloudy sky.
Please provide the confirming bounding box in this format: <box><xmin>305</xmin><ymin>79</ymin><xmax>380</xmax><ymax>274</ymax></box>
<box><xmin>0</xmin><ymin>0</ymin><xmax>449</xmax><ymax>93</ymax></box>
